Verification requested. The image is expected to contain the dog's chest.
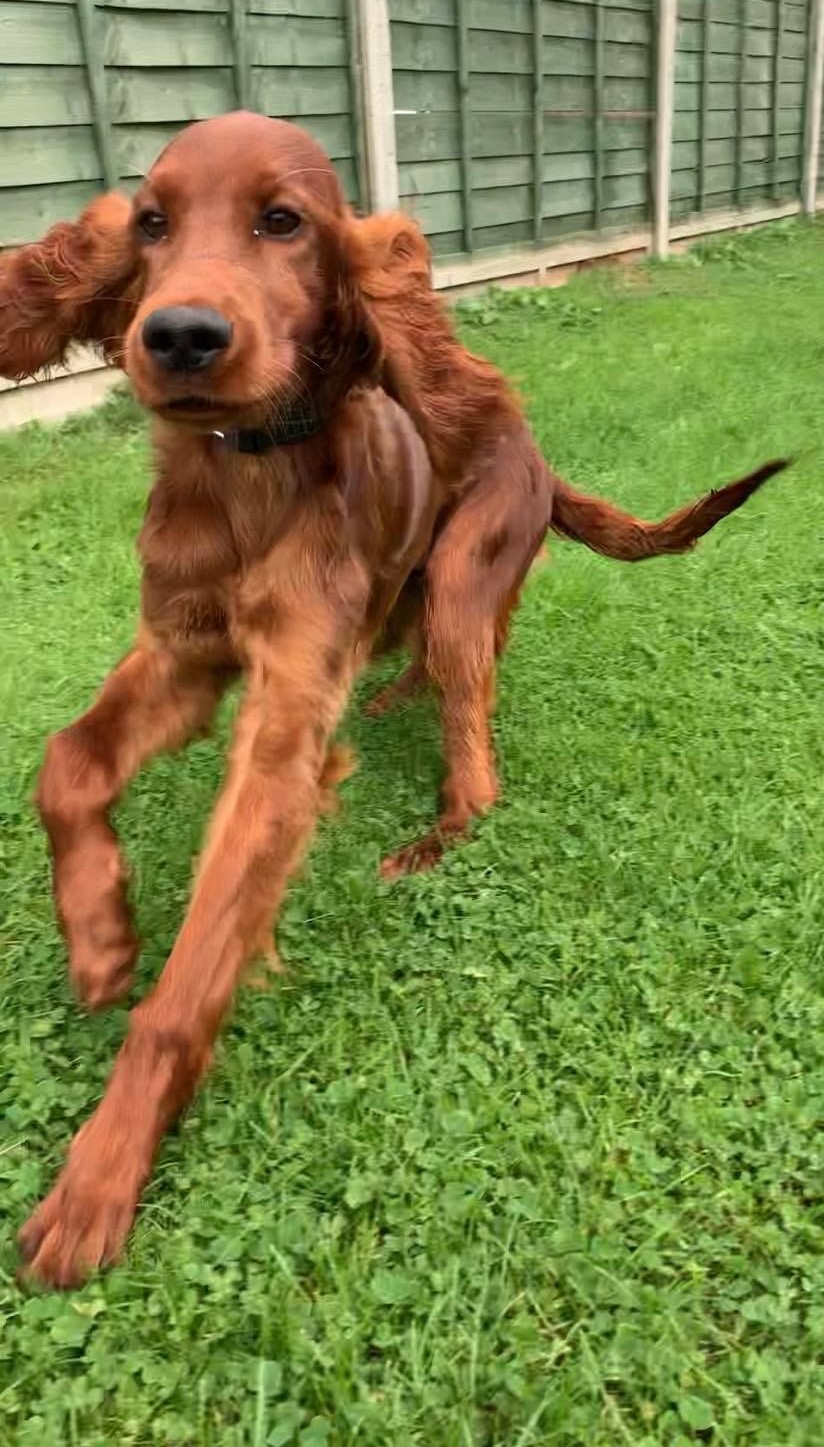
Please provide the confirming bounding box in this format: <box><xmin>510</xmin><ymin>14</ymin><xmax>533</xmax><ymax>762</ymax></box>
<box><xmin>137</xmin><ymin>479</ymin><xmax>257</xmax><ymax>651</ymax></box>
<box><xmin>137</xmin><ymin>467</ymin><xmax>350</xmax><ymax>653</ymax></box>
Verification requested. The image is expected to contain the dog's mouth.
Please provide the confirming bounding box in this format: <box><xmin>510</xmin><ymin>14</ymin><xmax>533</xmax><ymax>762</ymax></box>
<box><xmin>164</xmin><ymin>396</ymin><xmax>218</xmax><ymax>413</ymax></box>
<box><xmin>153</xmin><ymin>395</ymin><xmax>251</xmax><ymax>428</ymax></box>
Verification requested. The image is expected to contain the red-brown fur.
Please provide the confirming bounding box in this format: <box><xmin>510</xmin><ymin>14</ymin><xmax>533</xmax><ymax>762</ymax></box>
<box><xmin>345</xmin><ymin>210</ymin><xmax>787</xmax><ymax>867</ymax></box>
<box><xmin>0</xmin><ymin>112</ymin><xmax>787</xmax><ymax>1287</ymax></box>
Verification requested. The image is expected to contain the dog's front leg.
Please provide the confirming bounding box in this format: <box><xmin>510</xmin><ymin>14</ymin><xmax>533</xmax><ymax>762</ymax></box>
<box><xmin>19</xmin><ymin>581</ymin><xmax>364</xmax><ymax>1288</ymax></box>
<box><xmin>37</xmin><ymin>638</ymin><xmax>233</xmax><ymax>1009</ymax></box>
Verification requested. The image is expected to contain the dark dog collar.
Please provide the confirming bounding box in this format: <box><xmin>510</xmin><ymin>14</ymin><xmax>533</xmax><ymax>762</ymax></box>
<box><xmin>214</xmin><ymin>404</ymin><xmax>322</xmax><ymax>454</ymax></box>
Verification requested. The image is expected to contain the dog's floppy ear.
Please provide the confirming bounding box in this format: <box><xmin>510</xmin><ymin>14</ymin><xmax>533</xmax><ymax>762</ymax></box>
<box><xmin>344</xmin><ymin>211</ymin><xmax>432</xmax><ymax>360</ymax></box>
<box><xmin>346</xmin><ymin>210</ymin><xmax>433</xmax><ymax>283</ymax></box>
<box><xmin>345</xmin><ymin>210</ymin><xmax>516</xmax><ymax>472</ymax></box>
<box><xmin>343</xmin><ymin>211</ymin><xmax>441</xmax><ymax>409</ymax></box>
<box><xmin>0</xmin><ymin>191</ymin><xmax>139</xmax><ymax>381</ymax></box>
<box><xmin>306</xmin><ymin>212</ymin><xmax>386</xmax><ymax>407</ymax></box>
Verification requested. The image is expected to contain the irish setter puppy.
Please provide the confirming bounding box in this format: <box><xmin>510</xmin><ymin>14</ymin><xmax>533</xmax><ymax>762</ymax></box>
<box><xmin>0</xmin><ymin>112</ymin><xmax>786</xmax><ymax>1286</ymax></box>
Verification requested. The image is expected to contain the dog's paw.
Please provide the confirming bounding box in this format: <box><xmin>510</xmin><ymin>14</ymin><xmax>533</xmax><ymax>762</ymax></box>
<box><xmin>19</xmin><ymin>1158</ymin><xmax>139</xmax><ymax>1289</ymax></box>
<box><xmin>69</xmin><ymin>918</ymin><xmax>139</xmax><ymax>1011</ymax></box>
<box><xmin>380</xmin><ymin>830</ymin><xmax>449</xmax><ymax>879</ymax></box>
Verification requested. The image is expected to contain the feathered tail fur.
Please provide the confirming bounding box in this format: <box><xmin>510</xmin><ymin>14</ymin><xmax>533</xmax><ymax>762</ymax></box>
<box><xmin>549</xmin><ymin>459</ymin><xmax>790</xmax><ymax>562</ymax></box>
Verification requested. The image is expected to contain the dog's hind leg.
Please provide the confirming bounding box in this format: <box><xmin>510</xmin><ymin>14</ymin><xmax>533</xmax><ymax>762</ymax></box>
<box><xmin>363</xmin><ymin>572</ymin><xmax>429</xmax><ymax>716</ymax></box>
<box><xmin>381</xmin><ymin>442</ymin><xmax>549</xmax><ymax>878</ymax></box>
<box><xmin>364</xmin><ymin>658</ymin><xmax>428</xmax><ymax>717</ymax></box>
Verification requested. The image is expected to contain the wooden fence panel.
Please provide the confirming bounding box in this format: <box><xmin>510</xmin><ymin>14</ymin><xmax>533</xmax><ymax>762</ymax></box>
<box><xmin>541</xmin><ymin>0</ymin><xmax>654</xmax><ymax>245</ymax></box>
<box><xmin>391</xmin><ymin>0</ymin><xmax>464</xmax><ymax>255</ymax></box>
<box><xmin>1</xmin><ymin>0</ymin><xmax>822</xmax><ymax>265</ymax></box>
<box><xmin>672</xmin><ymin>0</ymin><xmax>811</xmax><ymax>223</ymax></box>
<box><xmin>0</xmin><ymin>1</ymin><xmax>97</xmax><ymax>243</ymax></box>
<box><xmin>0</xmin><ymin>0</ymin><xmax>363</xmax><ymax>246</ymax></box>
<box><xmin>819</xmin><ymin>0</ymin><xmax>824</xmax><ymax>190</ymax></box>
<box><xmin>392</xmin><ymin>0</ymin><xmax>655</xmax><ymax>257</ymax></box>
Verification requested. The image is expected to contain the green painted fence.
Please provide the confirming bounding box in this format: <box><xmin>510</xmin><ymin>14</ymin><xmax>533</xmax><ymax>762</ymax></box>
<box><xmin>1</xmin><ymin>0</ymin><xmax>822</xmax><ymax>259</ymax></box>
<box><xmin>0</xmin><ymin>0</ymin><xmax>364</xmax><ymax>246</ymax></box>
<box><xmin>672</xmin><ymin>0</ymin><xmax>811</xmax><ymax>221</ymax></box>
<box><xmin>392</xmin><ymin>0</ymin><xmax>656</xmax><ymax>257</ymax></box>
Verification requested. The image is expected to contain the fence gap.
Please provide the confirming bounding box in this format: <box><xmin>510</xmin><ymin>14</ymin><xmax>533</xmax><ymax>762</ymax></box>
<box><xmin>75</xmin><ymin>0</ymin><xmax>118</xmax><ymax>191</ymax></box>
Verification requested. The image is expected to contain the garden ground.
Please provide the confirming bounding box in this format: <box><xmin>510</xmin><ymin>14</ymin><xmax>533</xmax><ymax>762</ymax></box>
<box><xmin>2</xmin><ymin>220</ymin><xmax>824</xmax><ymax>1444</ymax></box>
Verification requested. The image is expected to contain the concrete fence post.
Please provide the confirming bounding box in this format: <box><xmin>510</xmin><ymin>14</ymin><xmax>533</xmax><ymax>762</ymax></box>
<box><xmin>356</xmin><ymin>0</ymin><xmax>399</xmax><ymax>212</ymax></box>
<box><xmin>653</xmin><ymin>0</ymin><xmax>677</xmax><ymax>258</ymax></box>
<box><xmin>803</xmin><ymin>0</ymin><xmax>824</xmax><ymax>214</ymax></box>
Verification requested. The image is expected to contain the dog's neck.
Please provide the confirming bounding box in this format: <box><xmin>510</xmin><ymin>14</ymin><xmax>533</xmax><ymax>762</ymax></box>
<box><xmin>213</xmin><ymin>396</ymin><xmax>323</xmax><ymax>454</ymax></box>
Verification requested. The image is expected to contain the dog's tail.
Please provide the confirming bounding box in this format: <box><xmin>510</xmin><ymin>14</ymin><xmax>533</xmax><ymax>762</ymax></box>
<box><xmin>549</xmin><ymin>458</ymin><xmax>790</xmax><ymax>562</ymax></box>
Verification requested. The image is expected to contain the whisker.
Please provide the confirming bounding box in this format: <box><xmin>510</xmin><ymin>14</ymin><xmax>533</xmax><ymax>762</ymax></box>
<box><xmin>273</xmin><ymin>166</ymin><xmax>340</xmax><ymax>185</ymax></box>
<box><xmin>294</xmin><ymin>347</ymin><xmax>323</xmax><ymax>373</ymax></box>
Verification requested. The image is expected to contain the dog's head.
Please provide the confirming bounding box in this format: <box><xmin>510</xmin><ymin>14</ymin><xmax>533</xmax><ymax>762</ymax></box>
<box><xmin>119</xmin><ymin>111</ymin><xmax>381</xmax><ymax>431</ymax></box>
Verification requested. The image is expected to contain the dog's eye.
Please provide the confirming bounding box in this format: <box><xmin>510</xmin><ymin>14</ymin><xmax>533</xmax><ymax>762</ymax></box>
<box><xmin>137</xmin><ymin>210</ymin><xmax>168</xmax><ymax>243</ymax></box>
<box><xmin>258</xmin><ymin>207</ymin><xmax>302</xmax><ymax>239</ymax></box>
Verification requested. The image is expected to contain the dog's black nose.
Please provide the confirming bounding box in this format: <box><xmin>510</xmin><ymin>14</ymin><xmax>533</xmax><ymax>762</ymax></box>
<box><xmin>141</xmin><ymin>306</ymin><xmax>232</xmax><ymax>374</ymax></box>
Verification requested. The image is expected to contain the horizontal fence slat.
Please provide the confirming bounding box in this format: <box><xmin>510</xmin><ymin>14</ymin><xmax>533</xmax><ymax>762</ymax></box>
<box><xmin>0</xmin><ymin>125</ymin><xmax>100</xmax><ymax>187</ymax></box>
<box><xmin>675</xmin><ymin>80</ymin><xmax>806</xmax><ymax>111</ymax></box>
<box><xmin>104</xmin><ymin>12</ymin><xmax>230</xmax><ymax>68</ymax></box>
<box><xmin>679</xmin><ymin>0</ymin><xmax>807</xmax><ymax>27</ymax></box>
<box><xmin>673</xmin><ymin>132</ymin><xmax>805</xmax><ymax>168</ymax></box>
<box><xmin>248</xmin><ymin>0</ymin><xmax>344</xmax><ymax>12</ymax></box>
<box><xmin>251</xmin><ymin>65</ymin><xmax>352</xmax><ymax>114</ymax></box>
<box><xmin>0</xmin><ymin>0</ymin><xmax>85</xmax><ymax>65</ymax></box>
<box><xmin>107</xmin><ymin>66</ymin><xmax>235</xmax><ymax>122</ymax></box>
<box><xmin>679</xmin><ymin>17</ymin><xmax>809</xmax><ymax>59</ymax></box>
<box><xmin>396</xmin><ymin>68</ymin><xmax>654</xmax><ymax>113</ymax></box>
<box><xmin>102</xmin><ymin>0</ymin><xmax>230</xmax><ymax>11</ymax></box>
<box><xmin>542</xmin><ymin>3</ymin><xmax>651</xmax><ymax>45</ymax></box>
<box><xmin>99</xmin><ymin>0</ymin><xmax>346</xmax><ymax>12</ymax></box>
<box><xmin>390</xmin><ymin>20</ymin><xmax>459</xmax><ymax>71</ymax></box>
<box><xmin>0</xmin><ymin>67</ymin><xmax>93</xmax><ymax>127</ymax></box>
<box><xmin>103</xmin><ymin>12</ymin><xmax>347</xmax><ymax>69</ymax></box>
<box><xmin>672</xmin><ymin>155</ymin><xmax>804</xmax><ymax>199</ymax></box>
<box><xmin>0</xmin><ymin>179</ymin><xmax>101</xmax><ymax>247</ymax></box>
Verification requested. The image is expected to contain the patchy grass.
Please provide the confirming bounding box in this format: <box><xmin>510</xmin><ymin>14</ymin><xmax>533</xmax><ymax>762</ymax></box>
<box><xmin>2</xmin><ymin>220</ymin><xmax>824</xmax><ymax>1446</ymax></box>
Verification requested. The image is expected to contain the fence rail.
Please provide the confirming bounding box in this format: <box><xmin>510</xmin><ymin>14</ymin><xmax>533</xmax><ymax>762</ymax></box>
<box><xmin>1</xmin><ymin>0</ymin><xmax>823</xmax><ymax>270</ymax></box>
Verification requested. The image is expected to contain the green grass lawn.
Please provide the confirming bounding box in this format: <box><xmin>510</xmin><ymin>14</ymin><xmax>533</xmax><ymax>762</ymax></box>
<box><xmin>3</xmin><ymin>220</ymin><xmax>824</xmax><ymax>1446</ymax></box>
